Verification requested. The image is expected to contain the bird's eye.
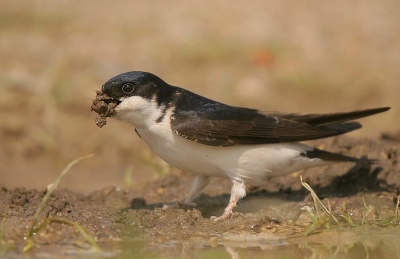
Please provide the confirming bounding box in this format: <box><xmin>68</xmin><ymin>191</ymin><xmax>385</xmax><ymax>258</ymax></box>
<box><xmin>122</xmin><ymin>83</ymin><xmax>134</xmax><ymax>94</ymax></box>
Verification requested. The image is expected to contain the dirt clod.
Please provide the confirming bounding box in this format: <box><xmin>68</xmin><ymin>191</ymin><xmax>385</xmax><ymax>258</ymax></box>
<box><xmin>91</xmin><ymin>90</ymin><xmax>118</xmax><ymax>128</ymax></box>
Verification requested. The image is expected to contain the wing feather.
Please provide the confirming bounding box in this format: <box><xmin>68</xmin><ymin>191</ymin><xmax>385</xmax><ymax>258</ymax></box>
<box><xmin>169</xmin><ymin>89</ymin><xmax>389</xmax><ymax>147</ymax></box>
<box><xmin>171</xmin><ymin>108</ymin><xmax>363</xmax><ymax>147</ymax></box>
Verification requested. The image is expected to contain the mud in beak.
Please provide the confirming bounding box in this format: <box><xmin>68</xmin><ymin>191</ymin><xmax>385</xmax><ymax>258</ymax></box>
<box><xmin>91</xmin><ymin>90</ymin><xmax>120</xmax><ymax>128</ymax></box>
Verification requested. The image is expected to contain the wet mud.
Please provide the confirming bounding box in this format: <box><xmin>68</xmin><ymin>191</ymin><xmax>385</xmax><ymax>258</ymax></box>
<box><xmin>91</xmin><ymin>90</ymin><xmax>118</xmax><ymax>128</ymax></box>
<box><xmin>1</xmin><ymin>136</ymin><xmax>400</xmax><ymax>258</ymax></box>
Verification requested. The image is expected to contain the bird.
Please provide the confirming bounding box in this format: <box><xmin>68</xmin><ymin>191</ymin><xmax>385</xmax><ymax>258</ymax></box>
<box><xmin>94</xmin><ymin>71</ymin><xmax>390</xmax><ymax>221</ymax></box>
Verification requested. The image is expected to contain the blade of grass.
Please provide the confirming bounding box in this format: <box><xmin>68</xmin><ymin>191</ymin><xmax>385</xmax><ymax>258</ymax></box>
<box><xmin>24</xmin><ymin>154</ymin><xmax>94</xmax><ymax>252</ymax></box>
<box><xmin>37</xmin><ymin>217</ymin><xmax>100</xmax><ymax>250</ymax></box>
<box><xmin>293</xmin><ymin>206</ymin><xmax>316</xmax><ymax>223</ymax></box>
<box><xmin>378</xmin><ymin>215</ymin><xmax>395</xmax><ymax>227</ymax></box>
<box><xmin>361</xmin><ymin>197</ymin><xmax>367</xmax><ymax>225</ymax></box>
<box><xmin>339</xmin><ymin>215</ymin><xmax>355</xmax><ymax>226</ymax></box>
<box><xmin>300</xmin><ymin>176</ymin><xmax>339</xmax><ymax>224</ymax></box>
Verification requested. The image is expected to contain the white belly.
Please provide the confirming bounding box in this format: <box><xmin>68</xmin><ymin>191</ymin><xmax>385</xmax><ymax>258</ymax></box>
<box><xmin>136</xmin><ymin>122</ymin><xmax>328</xmax><ymax>186</ymax></box>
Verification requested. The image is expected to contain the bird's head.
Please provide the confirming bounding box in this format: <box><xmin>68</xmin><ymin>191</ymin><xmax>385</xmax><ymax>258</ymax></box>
<box><xmin>92</xmin><ymin>71</ymin><xmax>175</xmax><ymax>128</ymax></box>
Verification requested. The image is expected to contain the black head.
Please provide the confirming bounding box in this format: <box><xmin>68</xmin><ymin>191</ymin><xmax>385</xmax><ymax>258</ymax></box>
<box><xmin>101</xmin><ymin>71</ymin><xmax>175</xmax><ymax>105</ymax></box>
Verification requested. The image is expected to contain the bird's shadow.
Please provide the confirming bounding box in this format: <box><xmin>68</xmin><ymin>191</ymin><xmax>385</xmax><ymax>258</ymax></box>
<box><xmin>127</xmin><ymin>161</ymin><xmax>390</xmax><ymax>218</ymax></box>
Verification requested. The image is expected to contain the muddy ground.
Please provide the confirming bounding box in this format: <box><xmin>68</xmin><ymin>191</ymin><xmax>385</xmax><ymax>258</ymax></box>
<box><xmin>1</xmin><ymin>135</ymin><xmax>400</xmax><ymax>258</ymax></box>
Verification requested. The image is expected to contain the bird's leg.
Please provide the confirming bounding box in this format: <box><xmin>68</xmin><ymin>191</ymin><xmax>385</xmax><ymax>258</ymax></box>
<box><xmin>180</xmin><ymin>175</ymin><xmax>210</xmax><ymax>205</ymax></box>
<box><xmin>212</xmin><ymin>179</ymin><xmax>246</xmax><ymax>221</ymax></box>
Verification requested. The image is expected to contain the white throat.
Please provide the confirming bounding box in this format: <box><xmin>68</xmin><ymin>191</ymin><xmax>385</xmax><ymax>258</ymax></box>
<box><xmin>113</xmin><ymin>96</ymin><xmax>166</xmax><ymax>128</ymax></box>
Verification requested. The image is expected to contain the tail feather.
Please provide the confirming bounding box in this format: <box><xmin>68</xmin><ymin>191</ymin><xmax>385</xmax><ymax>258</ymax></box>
<box><xmin>321</xmin><ymin>121</ymin><xmax>362</xmax><ymax>134</ymax></box>
<box><xmin>304</xmin><ymin>107</ymin><xmax>391</xmax><ymax>126</ymax></box>
<box><xmin>306</xmin><ymin>148</ymin><xmax>377</xmax><ymax>165</ymax></box>
<box><xmin>270</xmin><ymin>107</ymin><xmax>390</xmax><ymax>126</ymax></box>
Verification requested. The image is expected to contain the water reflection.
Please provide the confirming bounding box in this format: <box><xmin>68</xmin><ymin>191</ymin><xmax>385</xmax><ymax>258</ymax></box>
<box><xmin>119</xmin><ymin>226</ymin><xmax>400</xmax><ymax>259</ymax></box>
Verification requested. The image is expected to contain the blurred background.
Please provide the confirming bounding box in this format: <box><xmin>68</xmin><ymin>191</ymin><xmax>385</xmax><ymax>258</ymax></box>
<box><xmin>1</xmin><ymin>0</ymin><xmax>399</xmax><ymax>193</ymax></box>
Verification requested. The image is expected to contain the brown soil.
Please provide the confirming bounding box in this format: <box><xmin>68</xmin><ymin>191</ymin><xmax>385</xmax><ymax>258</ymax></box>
<box><xmin>1</xmin><ymin>136</ymin><xmax>399</xmax><ymax>257</ymax></box>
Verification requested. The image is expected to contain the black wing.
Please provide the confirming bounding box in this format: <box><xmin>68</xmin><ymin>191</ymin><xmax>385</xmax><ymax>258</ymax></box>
<box><xmin>263</xmin><ymin>107</ymin><xmax>390</xmax><ymax>126</ymax></box>
<box><xmin>170</xmin><ymin>89</ymin><xmax>390</xmax><ymax>147</ymax></box>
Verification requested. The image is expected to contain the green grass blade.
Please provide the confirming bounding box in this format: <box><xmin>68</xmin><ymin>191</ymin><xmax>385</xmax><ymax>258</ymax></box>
<box><xmin>23</xmin><ymin>154</ymin><xmax>94</xmax><ymax>252</ymax></box>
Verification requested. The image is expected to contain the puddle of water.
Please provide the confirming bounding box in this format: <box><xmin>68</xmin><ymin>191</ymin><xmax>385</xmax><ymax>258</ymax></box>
<box><xmin>114</xmin><ymin>226</ymin><xmax>400</xmax><ymax>259</ymax></box>
<box><xmin>3</xmin><ymin>226</ymin><xmax>400</xmax><ymax>259</ymax></box>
